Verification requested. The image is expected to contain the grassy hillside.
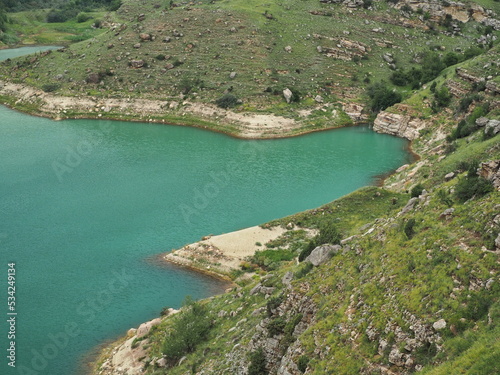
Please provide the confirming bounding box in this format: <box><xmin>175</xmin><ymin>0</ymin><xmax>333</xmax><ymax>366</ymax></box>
<box><xmin>1</xmin><ymin>0</ymin><xmax>498</xmax><ymax>120</ymax></box>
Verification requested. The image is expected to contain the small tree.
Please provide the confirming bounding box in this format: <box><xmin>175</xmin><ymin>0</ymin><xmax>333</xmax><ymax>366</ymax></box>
<box><xmin>215</xmin><ymin>93</ymin><xmax>239</xmax><ymax>109</ymax></box>
<box><xmin>248</xmin><ymin>347</ymin><xmax>268</xmax><ymax>375</ymax></box>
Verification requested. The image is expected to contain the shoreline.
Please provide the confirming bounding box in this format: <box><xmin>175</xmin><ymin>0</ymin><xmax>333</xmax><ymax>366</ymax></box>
<box><xmin>0</xmin><ymin>78</ymin><xmax>359</xmax><ymax>140</ymax></box>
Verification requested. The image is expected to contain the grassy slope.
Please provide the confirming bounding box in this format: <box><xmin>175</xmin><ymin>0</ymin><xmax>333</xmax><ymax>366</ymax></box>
<box><xmin>1</xmin><ymin>0</ymin><xmax>497</xmax><ymax>114</ymax></box>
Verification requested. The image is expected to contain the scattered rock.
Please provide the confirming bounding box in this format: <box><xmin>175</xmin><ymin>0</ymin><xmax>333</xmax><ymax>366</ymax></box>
<box><xmin>130</xmin><ymin>59</ymin><xmax>145</xmax><ymax>68</ymax></box>
<box><xmin>389</xmin><ymin>348</ymin><xmax>406</xmax><ymax>367</ymax></box>
<box><xmin>433</xmin><ymin>319</ymin><xmax>446</xmax><ymax>331</ymax></box>
<box><xmin>439</xmin><ymin>208</ymin><xmax>455</xmax><ymax>219</ymax></box>
<box><xmin>444</xmin><ymin>172</ymin><xmax>455</xmax><ymax>181</ymax></box>
<box><xmin>400</xmin><ymin>197</ymin><xmax>418</xmax><ymax>215</ymax></box>
<box><xmin>305</xmin><ymin>244</ymin><xmax>341</xmax><ymax>266</ymax></box>
<box><xmin>283</xmin><ymin>88</ymin><xmax>293</xmax><ymax>103</ymax></box>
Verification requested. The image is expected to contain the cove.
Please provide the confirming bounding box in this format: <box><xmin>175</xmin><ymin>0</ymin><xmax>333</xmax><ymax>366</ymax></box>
<box><xmin>0</xmin><ymin>52</ymin><xmax>411</xmax><ymax>375</ymax></box>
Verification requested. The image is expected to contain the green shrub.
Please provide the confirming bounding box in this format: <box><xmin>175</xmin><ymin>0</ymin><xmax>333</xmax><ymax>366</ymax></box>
<box><xmin>297</xmin><ymin>355</ymin><xmax>309</xmax><ymax>373</ymax></box>
<box><xmin>266</xmin><ymin>295</ymin><xmax>284</xmax><ymax>317</ymax></box>
<box><xmin>367</xmin><ymin>82</ymin><xmax>402</xmax><ymax>112</ymax></box>
<box><xmin>162</xmin><ymin>297</ymin><xmax>213</xmax><ymax>366</ymax></box>
<box><xmin>215</xmin><ymin>93</ymin><xmax>240</xmax><ymax>109</ymax></box>
<box><xmin>248</xmin><ymin>348</ymin><xmax>268</xmax><ymax>375</ymax></box>
<box><xmin>267</xmin><ymin>317</ymin><xmax>286</xmax><ymax>337</ymax></box>
<box><xmin>317</xmin><ymin>221</ymin><xmax>341</xmax><ymax>245</ymax></box>
<box><xmin>108</xmin><ymin>0</ymin><xmax>122</xmax><ymax>11</ymax></box>
<box><xmin>76</xmin><ymin>12</ymin><xmax>92</xmax><ymax>23</ymax></box>
<box><xmin>294</xmin><ymin>262</ymin><xmax>313</xmax><ymax>278</ymax></box>
<box><xmin>410</xmin><ymin>184</ymin><xmax>424</xmax><ymax>198</ymax></box>
<box><xmin>42</xmin><ymin>83</ymin><xmax>60</xmax><ymax>92</ymax></box>
<box><xmin>252</xmin><ymin>249</ymin><xmax>295</xmax><ymax>270</ymax></box>
<box><xmin>298</xmin><ymin>240</ymin><xmax>316</xmax><ymax>262</ymax></box>
<box><xmin>454</xmin><ymin>176</ymin><xmax>493</xmax><ymax>202</ymax></box>
<box><xmin>404</xmin><ymin>218</ymin><xmax>416</xmax><ymax>239</ymax></box>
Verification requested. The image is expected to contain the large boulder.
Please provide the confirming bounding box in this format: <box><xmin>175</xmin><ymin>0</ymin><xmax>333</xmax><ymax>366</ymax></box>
<box><xmin>305</xmin><ymin>244</ymin><xmax>341</xmax><ymax>266</ymax></box>
<box><xmin>283</xmin><ymin>88</ymin><xmax>293</xmax><ymax>104</ymax></box>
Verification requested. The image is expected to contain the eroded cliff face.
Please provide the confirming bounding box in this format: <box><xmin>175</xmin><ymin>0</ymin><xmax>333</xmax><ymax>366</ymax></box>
<box><xmin>373</xmin><ymin>107</ymin><xmax>429</xmax><ymax>140</ymax></box>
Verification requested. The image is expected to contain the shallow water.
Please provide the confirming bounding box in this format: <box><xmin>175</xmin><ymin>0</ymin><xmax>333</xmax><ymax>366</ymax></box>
<box><xmin>0</xmin><ymin>47</ymin><xmax>412</xmax><ymax>375</ymax></box>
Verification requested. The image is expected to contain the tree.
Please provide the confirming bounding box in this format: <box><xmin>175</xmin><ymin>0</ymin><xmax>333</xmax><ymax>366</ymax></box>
<box><xmin>367</xmin><ymin>82</ymin><xmax>402</xmax><ymax>112</ymax></box>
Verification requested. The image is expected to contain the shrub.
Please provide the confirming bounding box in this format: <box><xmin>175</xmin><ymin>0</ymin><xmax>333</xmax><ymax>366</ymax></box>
<box><xmin>108</xmin><ymin>0</ymin><xmax>122</xmax><ymax>11</ymax></box>
<box><xmin>367</xmin><ymin>82</ymin><xmax>402</xmax><ymax>112</ymax></box>
<box><xmin>410</xmin><ymin>184</ymin><xmax>424</xmax><ymax>198</ymax></box>
<box><xmin>454</xmin><ymin>176</ymin><xmax>493</xmax><ymax>202</ymax></box>
<box><xmin>248</xmin><ymin>348</ymin><xmax>268</xmax><ymax>375</ymax></box>
<box><xmin>294</xmin><ymin>262</ymin><xmax>313</xmax><ymax>278</ymax></box>
<box><xmin>297</xmin><ymin>355</ymin><xmax>309</xmax><ymax>373</ymax></box>
<box><xmin>215</xmin><ymin>93</ymin><xmax>239</xmax><ymax>109</ymax></box>
<box><xmin>42</xmin><ymin>83</ymin><xmax>60</xmax><ymax>92</ymax></box>
<box><xmin>298</xmin><ymin>240</ymin><xmax>316</xmax><ymax>262</ymax></box>
<box><xmin>162</xmin><ymin>297</ymin><xmax>213</xmax><ymax>366</ymax></box>
<box><xmin>432</xmin><ymin>86</ymin><xmax>452</xmax><ymax>110</ymax></box>
<box><xmin>76</xmin><ymin>12</ymin><xmax>92</xmax><ymax>23</ymax></box>
<box><xmin>317</xmin><ymin>221</ymin><xmax>341</xmax><ymax>245</ymax></box>
<box><xmin>267</xmin><ymin>317</ymin><xmax>286</xmax><ymax>337</ymax></box>
<box><xmin>266</xmin><ymin>295</ymin><xmax>284</xmax><ymax>317</ymax></box>
<box><xmin>404</xmin><ymin>218</ymin><xmax>416</xmax><ymax>239</ymax></box>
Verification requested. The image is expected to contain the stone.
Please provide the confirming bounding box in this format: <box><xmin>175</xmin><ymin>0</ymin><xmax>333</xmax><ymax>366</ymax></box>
<box><xmin>314</xmin><ymin>95</ymin><xmax>324</xmax><ymax>103</ymax></box>
<box><xmin>316</xmin><ymin>45</ymin><xmax>323</xmax><ymax>53</ymax></box>
<box><xmin>444</xmin><ymin>172</ymin><xmax>455</xmax><ymax>181</ymax></box>
<box><xmin>229</xmin><ymin>71</ymin><xmax>237</xmax><ymax>79</ymax></box>
<box><xmin>137</xmin><ymin>14</ymin><xmax>145</xmax><ymax>21</ymax></box>
<box><xmin>86</xmin><ymin>73</ymin><xmax>100</xmax><ymax>84</ymax></box>
<box><xmin>139</xmin><ymin>33</ymin><xmax>151</xmax><ymax>41</ymax></box>
<box><xmin>165</xmin><ymin>63</ymin><xmax>175</xmax><ymax>70</ymax></box>
<box><xmin>282</xmin><ymin>271</ymin><xmax>294</xmax><ymax>288</ymax></box>
<box><xmin>477</xmin><ymin>160</ymin><xmax>500</xmax><ymax>190</ymax></box>
<box><xmin>130</xmin><ymin>59</ymin><xmax>145</xmax><ymax>68</ymax></box>
<box><xmin>433</xmin><ymin>319</ymin><xmax>447</xmax><ymax>331</ymax></box>
<box><xmin>439</xmin><ymin>208</ymin><xmax>455</xmax><ymax>219</ymax></box>
<box><xmin>250</xmin><ymin>283</ymin><xmax>262</xmax><ymax>295</ymax></box>
<box><xmin>156</xmin><ymin>358</ymin><xmax>167</xmax><ymax>367</ymax></box>
<box><xmin>284</xmin><ymin>45</ymin><xmax>292</xmax><ymax>53</ymax></box>
<box><xmin>283</xmin><ymin>88</ymin><xmax>293</xmax><ymax>103</ymax></box>
<box><xmin>388</xmin><ymin>348</ymin><xmax>406</xmax><ymax>366</ymax></box>
<box><xmin>163</xmin><ymin>36</ymin><xmax>171</xmax><ymax>43</ymax></box>
<box><xmin>495</xmin><ymin>233</ymin><xmax>500</xmax><ymax>250</ymax></box>
<box><xmin>382</xmin><ymin>53</ymin><xmax>394</xmax><ymax>63</ymax></box>
<box><xmin>305</xmin><ymin>244</ymin><xmax>341</xmax><ymax>266</ymax></box>
<box><xmin>476</xmin><ymin>117</ymin><xmax>489</xmax><ymax>127</ymax></box>
<box><xmin>401</xmin><ymin>197</ymin><xmax>418</xmax><ymax>215</ymax></box>
<box><xmin>133</xmin><ymin>43</ymin><xmax>141</xmax><ymax>48</ymax></box>
<box><xmin>127</xmin><ymin>328</ymin><xmax>137</xmax><ymax>336</ymax></box>
<box><xmin>485</xmin><ymin>119</ymin><xmax>500</xmax><ymax>135</ymax></box>
<box><xmin>137</xmin><ymin>318</ymin><xmax>161</xmax><ymax>338</ymax></box>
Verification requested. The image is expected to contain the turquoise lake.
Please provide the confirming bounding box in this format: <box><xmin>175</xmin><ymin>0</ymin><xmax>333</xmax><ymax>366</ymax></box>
<box><xmin>1</xmin><ymin>47</ymin><xmax>412</xmax><ymax>375</ymax></box>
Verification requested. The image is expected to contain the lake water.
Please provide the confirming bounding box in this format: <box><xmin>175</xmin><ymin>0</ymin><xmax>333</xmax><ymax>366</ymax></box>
<box><xmin>0</xmin><ymin>47</ymin><xmax>412</xmax><ymax>375</ymax></box>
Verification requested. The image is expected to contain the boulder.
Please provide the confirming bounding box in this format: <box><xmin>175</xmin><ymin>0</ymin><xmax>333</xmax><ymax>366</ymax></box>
<box><xmin>401</xmin><ymin>197</ymin><xmax>418</xmax><ymax>215</ymax></box>
<box><xmin>475</xmin><ymin>117</ymin><xmax>489</xmax><ymax>127</ymax></box>
<box><xmin>283</xmin><ymin>88</ymin><xmax>293</xmax><ymax>103</ymax></box>
<box><xmin>284</xmin><ymin>45</ymin><xmax>292</xmax><ymax>53</ymax></box>
<box><xmin>130</xmin><ymin>59</ymin><xmax>145</xmax><ymax>68</ymax></box>
<box><xmin>477</xmin><ymin>160</ymin><xmax>500</xmax><ymax>190</ymax></box>
<box><xmin>485</xmin><ymin>119</ymin><xmax>500</xmax><ymax>135</ymax></box>
<box><xmin>305</xmin><ymin>244</ymin><xmax>341</xmax><ymax>266</ymax></box>
<box><xmin>282</xmin><ymin>271</ymin><xmax>294</xmax><ymax>288</ymax></box>
<box><xmin>433</xmin><ymin>319</ymin><xmax>446</xmax><ymax>331</ymax></box>
<box><xmin>137</xmin><ymin>318</ymin><xmax>161</xmax><ymax>338</ymax></box>
<box><xmin>229</xmin><ymin>71</ymin><xmax>237</xmax><ymax>79</ymax></box>
<box><xmin>444</xmin><ymin>172</ymin><xmax>455</xmax><ymax>181</ymax></box>
<box><xmin>139</xmin><ymin>33</ymin><xmax>151</xmax><ymax>41</ymax></box>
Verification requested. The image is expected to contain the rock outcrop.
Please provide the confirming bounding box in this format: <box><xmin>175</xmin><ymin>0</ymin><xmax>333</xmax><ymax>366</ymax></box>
<box><xmin>373</xmin><ymin>109</ymin><xmax>428</xmax><ymax>140</ymax></box>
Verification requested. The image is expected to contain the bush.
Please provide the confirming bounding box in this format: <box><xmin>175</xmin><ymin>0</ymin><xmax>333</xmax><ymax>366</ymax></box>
<box><xmin>404</xmin><ymin>218</ymin><xmax>416</xmax><ymax>239</ymax></box>
<box><xmin>108</xmin><ymin>0</ymin><xmax>122</xmax><ymax>11</ymax></box>
<box><xmin>317</xmin><ymin>221</ymin><xmax>341</xmax><ymax>245</ymax></box>
<box><xmin>267</xmin><ymin>317</ymin><xmax>286</xmax><ymax>337</ymax></box>
<box><xmin>266</xmin><ymin>295</ymin><xmax>284</xmax><ymax>317</ymax></box>
<box><xmin>162</xmin><ymin>297</ymin><xmax>213</xmax><ymax>366</ymax></box>
<box><xmin>294</xmin><ymin>262</ymin><xmax>313</xmax><ymax>278</ymax></box>
<box><xmin>432</xmin><ymin>86</ymin><xmax>452</xmax><ymax>110</ymax></box>
<box><xmin>215</xmin><ymin>93</ymin><xmax>240</xmax><ymax>109</ymax></box>
<box><xmin>410</xmin><ymin>183</ymin><xmax>424</xmax><ymax>198</ymax></box>
<box><xmin>76</xmin><ymin>12</ymin><xmax>92</xmax><ymax>23</ymax></box>
<box><xmin>297</xmin><ymin>355</ymin><xmax>309</xmax><ymax>373</ymax></box>
<box><xmin>42</xmin><ymin>83</ymin><xmax>60</xmax><ymax>92</ymax></box>
<box><xmin>298</xmin><ymin>240</ymin><xmax>316</xmax><ymax>262</ymax></box>
<box><xmin>367</xmin><ymin>82</ymin><xmax>402</xmax><ymax>112</ymax></box>
<box><xmin>248</xmin><ymin>348</ymin><xmax>268</xmax><ymax>375</ymax></box>
<box><xmin>454</xmin><ymin>176</ymin><xmax>493</xmax><ymax>202</ymax></box>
